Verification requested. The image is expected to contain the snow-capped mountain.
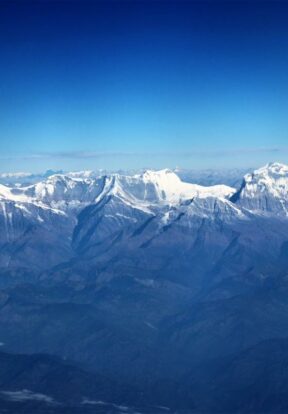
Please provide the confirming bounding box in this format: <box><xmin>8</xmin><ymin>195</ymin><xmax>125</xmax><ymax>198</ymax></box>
<box><xmin>1</xmin><ymin>162</ymin><xmax>288</xmax><ymax>414</ymax></box>
<box><xmin>0</xmin><ymin>168</ymin><xmax>235</xmax><ymax>215</ymax></box>
<box><xmin>20</xmin><ymin>174</ymin><xmax>105</xmax><ymax>209</ymax></box>
<box><xmin>0</xmin><ymin>162</ymin><xmax>286</xmax><ymax>277</ymax></box>
<box><xmin>231</xmin><ymin>162</ymin><xmax>288</xmax><ymax>215</ymax></box>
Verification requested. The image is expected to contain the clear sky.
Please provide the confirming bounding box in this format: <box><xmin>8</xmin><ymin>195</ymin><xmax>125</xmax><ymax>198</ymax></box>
<box><xmin>0</xmin><ymin>0</ymin><xmax>287</xmax><ymax>172</ymax></box>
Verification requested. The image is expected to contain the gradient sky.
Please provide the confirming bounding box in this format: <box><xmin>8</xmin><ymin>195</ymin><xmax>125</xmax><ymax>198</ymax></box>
<box><xmin>0</xmin><ymin>0</ymin><xmax>288</xmax><ymax>172</ymax></box>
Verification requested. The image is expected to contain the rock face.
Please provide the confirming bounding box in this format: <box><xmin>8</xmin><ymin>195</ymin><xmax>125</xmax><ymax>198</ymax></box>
<box><xmin>0</xmin><ymin>162</ymin><xmax>288</xmax><ymax>413</ymax></box>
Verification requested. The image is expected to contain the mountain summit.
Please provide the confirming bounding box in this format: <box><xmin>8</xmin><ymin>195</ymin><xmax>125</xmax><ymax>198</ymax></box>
<box><xmin>231</xmin><ymin>162</ymin><xmax>288</xmax><ymax>215</ymax></box>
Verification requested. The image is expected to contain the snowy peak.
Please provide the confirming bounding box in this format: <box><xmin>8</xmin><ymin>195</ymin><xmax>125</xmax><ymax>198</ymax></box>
<box><xmin>65</xmin><ymin>170</ymin><xmax>95</xmax><ymax>179</ymax></box>
<box><xmin>0</xmin><ymin>183</ymin><xmax>30</xmax><ymax>203</ymax></box>
<box><xmin>264</xmin><ymin>162</ymin><xmax>288</xmax><ymax>175</ymax></box>
<box><xmin>141</xmin><ymin>169</ymin><xmax>183</xmax><ymax>202</ymax></box>
<box><xmin>142</xmin><ymin>168</ymin><xmax>180</xmax><ymax>185</ymax></box>
<box><xmin>100</xmin><ymin>169</ymin><xmax>235</xmax><ymax>207</ymax></box>
<box><xmin>0</xmin><ymin>184</ymin><xmax>12</xmax><ymax>200</ymax></box>
<box><xmin>136</xmin><ymin>169</ymin><xmax>234</xmax><ymax>203</ymax></box>
<box><xmin>135</xmin><ymin>169</ymin><xmax>184</xmax><ymax>203</ymax></box>
<box><xmin>0</xmin><ymin>168</ymin><xmax>235</xmax><ymax>213</ymax></box>
<box><xmin>245</xmin><ymin>162</ymin><xmax>288</xmax><ymax>189</ymax></box>
<box><xmin>231</xmin><ymin>162</ymin><xmax>288</xmax><ymax>215</ymax></box>
<box><xmin>0</xmin><ymin>163</ymin><xmax>287</xmax><ymax>218</ymax></box>
<box><xmin>22</xmin><ymin>174</ymin><xmax>106</xmax><ymax>207</ymax></box>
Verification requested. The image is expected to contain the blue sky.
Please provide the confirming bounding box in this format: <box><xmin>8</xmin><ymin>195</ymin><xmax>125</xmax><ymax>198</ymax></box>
<box><xmin>0</xmin><ymin>0</ymin><xmax>287</xmax><ymax>172</ymax></box>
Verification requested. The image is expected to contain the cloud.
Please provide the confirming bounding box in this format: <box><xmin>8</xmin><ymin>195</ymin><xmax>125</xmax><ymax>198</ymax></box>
<box><xmin>0</xmin><ymin>146</ymin><xmax>287</xmax><ymax>161</ymax></box>
<box><xmin>180</xmin><ymin>146</ymin><xmax>287</xmax><ymax>158</ymax></box>
<box><xmin>1</xmin><ymin>390</ymin><xmax>57</xmax><ymax>405</ymax></box>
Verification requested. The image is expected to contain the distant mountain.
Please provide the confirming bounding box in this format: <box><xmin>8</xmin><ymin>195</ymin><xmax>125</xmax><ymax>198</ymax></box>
<box><xmin>0</xmin><ymin>166</ymin><xmax>251</xmax><ymax>187</ymax></box>
<box><xmin>0</xmin><ymin>171</ymin><xmax>64</xmax><ymax>187</ymax></box>
<box><xmin>174</xmin><ymin>166</ymin><xmax>252</xmax><ymax>187</ymax></box>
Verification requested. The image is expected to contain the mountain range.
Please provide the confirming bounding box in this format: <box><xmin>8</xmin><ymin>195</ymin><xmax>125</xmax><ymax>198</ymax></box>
<box><xmin>0</xmin><ymin>162</ymin><xmax>288</xmax><ymax>413</ymax></box>
<box><xmin>0</xmin><ymin>166</ymin><xmax>249</xmax><ymax>188</ymax></box>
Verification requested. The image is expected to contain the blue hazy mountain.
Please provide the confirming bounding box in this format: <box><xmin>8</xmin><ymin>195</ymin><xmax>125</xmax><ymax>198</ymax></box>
<box><xmin>0</xmin><ymin>162</ymin><xmax>288</xmax><ymax>413</ymax></box>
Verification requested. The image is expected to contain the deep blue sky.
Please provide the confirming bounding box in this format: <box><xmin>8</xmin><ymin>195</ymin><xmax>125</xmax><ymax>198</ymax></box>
<box><xmin>0</xmin><ymin>0</ymin><xmax>288</xmax><ymax>172</ymax></box>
